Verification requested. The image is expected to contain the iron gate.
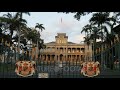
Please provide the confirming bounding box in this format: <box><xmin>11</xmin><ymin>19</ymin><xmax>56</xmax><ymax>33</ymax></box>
<box><xmin>93</xmin><ymin>42</ymin><xmax>120</xmax><ymax>77</ymax></box>
<box><xmin>0</xmin><ymin>42</ymin><xmax>84</xmax><ymax>78</ymax></box>
<box><xmin>1</xmin><ymin>42</ymin><xmax>120</xmax><ymax>78</ymax></box>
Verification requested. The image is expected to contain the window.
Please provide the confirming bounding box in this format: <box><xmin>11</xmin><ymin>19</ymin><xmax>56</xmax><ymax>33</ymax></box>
<box><xmin>73</xmin><ymin>50</ymin><xmax>74</xmax><ymax>53</ymax></box>
<box><xmin>57</xmin><ymin>40</ymin><xmax>59</xmax><ymax>43</ymax></box>
<box><xmin>64</xmin><ymin>40</ymin><xmax>66</xmax><ymax>43</ymax></box>
<box><xmin>68</xmin><ymin>49</ymin><xmax>70</xmax><ymax>53</ymax></box>
<box><xmin>59</xmin><ymin>40</ymin><xmax>61</xmax><ymax>43</ymax></box>
<box><xmin>80</xmin><ymin>50</ymin><xmax>83</xmax><ymax>53</ymax></box>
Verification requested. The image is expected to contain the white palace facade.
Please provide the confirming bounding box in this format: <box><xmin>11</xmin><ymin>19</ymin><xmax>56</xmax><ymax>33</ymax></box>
<box><xmin>40</xmin><ymin>33</ymin><xmax>92</xmax><ymax>62</ymax></box>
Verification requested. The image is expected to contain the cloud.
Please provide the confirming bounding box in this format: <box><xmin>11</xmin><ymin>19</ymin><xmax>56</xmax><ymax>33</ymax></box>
<box><xmin>68</xmin><ymin>33</ymin><xmax>85</xmax><ymax>44</ymax></box>
<box><xmin>34</xmin><ymin>12</ymin><xmax>92</xmax><ymax>43</ymax></box>
<box><xmin>41</xmin><ymin>17</ymin><xmax>87</xmax><ymax>43</ymax></box>
<box><xmin>0</xmin><ymin>12</ymin><xmax>92</xmax><ymax>44</ymax></box>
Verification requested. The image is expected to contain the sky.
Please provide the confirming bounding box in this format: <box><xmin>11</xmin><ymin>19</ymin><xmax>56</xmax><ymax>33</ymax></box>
<box><xmin>0</xmin><ymin>12</ymin><xmax>92</xmax><ymax>43</ymax></box>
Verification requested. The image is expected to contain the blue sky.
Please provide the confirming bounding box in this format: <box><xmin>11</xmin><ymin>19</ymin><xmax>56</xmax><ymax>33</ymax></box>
<box><xmin>0</xmin><ymin>12</ymin><xmax>92</xmax><ymax>43</ymax></box>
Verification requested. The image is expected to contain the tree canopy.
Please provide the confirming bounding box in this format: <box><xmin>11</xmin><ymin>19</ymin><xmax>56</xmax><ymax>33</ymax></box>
<box><xmin>0</xmin><ymin>12</ymin><xmax>46</xmax><ymax>50</ymax></box>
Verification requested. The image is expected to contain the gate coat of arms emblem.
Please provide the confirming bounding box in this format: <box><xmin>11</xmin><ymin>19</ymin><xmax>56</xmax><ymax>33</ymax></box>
<box><xmin>15</xmin><ymin>61</ymin><xmax>36</xmax><ymax>77</ymax></box>
<box><xmin>81</xmin><ymin>61</ymin><xmax>100</xmax><ymax>77</ymax></box>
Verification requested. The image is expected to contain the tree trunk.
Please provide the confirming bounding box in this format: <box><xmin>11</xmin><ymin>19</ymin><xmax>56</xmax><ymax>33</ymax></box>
<box><xmin>36</xmin><ymin>40</ymin><xmax>38</xmax><ymax>60</ymax></box>
<box><xmin>18</xmin><ymin>13</ymin><xmax>22</xmax><ymax>59</ymax></box>
<box><xmin>100</xmin><ymin>25</ymin><xmax>104</xmax><ymax>70</ymax></box>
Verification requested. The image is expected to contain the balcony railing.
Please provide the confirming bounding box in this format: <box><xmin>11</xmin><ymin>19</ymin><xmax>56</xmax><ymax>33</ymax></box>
<box><xmin>40</xmin><ymin>49</ymin><xmax>85</xmax><ymax>54</ymax></box>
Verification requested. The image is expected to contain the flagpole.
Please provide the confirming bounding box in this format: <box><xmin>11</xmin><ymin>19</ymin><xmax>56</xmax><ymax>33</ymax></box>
<box><xmin>61</xmin><ymin>18</ymin><xmax>62</xmax><ymax>23</ymax></box>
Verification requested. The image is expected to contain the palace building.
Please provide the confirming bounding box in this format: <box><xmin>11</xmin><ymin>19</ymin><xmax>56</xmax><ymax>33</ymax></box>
<box><xmin>40</xmin><ymin>33</ymin><xmax>92</xmax><ymax>62</ymax></box>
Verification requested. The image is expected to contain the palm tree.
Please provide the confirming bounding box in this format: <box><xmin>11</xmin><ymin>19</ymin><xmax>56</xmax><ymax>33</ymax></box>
<box><xmin>89</xmin><ymin>12</ymin><xmax>116</xmax><ymax>41</ymax></box>
<box><xmin>89</xmin><ymin>12</ymin><xmax>116</xmax><ymax>68</ymax></box>
<box><xmin>35</xmin><ymin>23</ymin><xmax>45</xmax><ymax>58</ymax></box>
<box><xmin>90</xmin><ymin>27</ymin><xmax>101</xmax><ymax>60</ymax></box>
<box><xmin>81</xmin><ymin>24</ymin><xmax>100</xmax><ymax>59</ymax></box>
<box><xmin>90</xmin><ymin>12</ymin><xmax>110</xmax><ymax>40</ymax></box>
<box><xmin>0</xmin><ymin>13</ymin><xmax>17</xmax><ymax>42</ymax></box>
<box><xmin>0</xmin><ymin>12</ymin><xmax>28</xmax><ymax>45</ymax></box>
<box><xmin>35</xmin><ymin>23</ymin><xmax>45</xmax><ymax>33</ymax></box>
<box><xmin>0</xmin><ymin>22</ymin><xmax>3</xmax><ymax>36</ymax></box>
<box><xmin>16</xmin><ymin>12</ymin><xmax>30</xmax><ymax>56</ymax></box>
<box><xmin>81</xmin><ymin>24</ymin><xmax>91</xmax><ymax>37</ymax></box>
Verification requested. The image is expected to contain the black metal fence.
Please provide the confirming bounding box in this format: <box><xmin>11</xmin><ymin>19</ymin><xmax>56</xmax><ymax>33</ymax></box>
<box><xmin>94</xmin><ymin>42</ymin><xmax>120</xmax><ymax>72</ymax></box>
<box><xmin>0</xmin><ymin>43</ymin><xmax>83</xmax><ymax>78</ymax></box>
<box><xmin>1</xmin><ymin>42</ymin><xmax>120</xmax><ymax>78</ymax></box>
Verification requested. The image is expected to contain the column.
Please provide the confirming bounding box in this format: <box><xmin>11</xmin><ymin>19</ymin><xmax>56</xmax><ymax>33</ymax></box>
<box><xmin>67</xmin><ymin>55</ymin><xmax>68</xmax><ymax>61</ymax></box>
<box><xmin>55</xmin><ymin>47</ymin><xmax>57</xmax><ymax>61</ymax></box>
<box><xmin>62</xmin><ymin>55</ymin><xmax>65</xmax><ymax>61</ymax></box>
<box><xmin>65</xmin><ymin>55</ymin><xmax>66</xmax><ymax>61</ymax></box>
<box><xmin>71</xmin><ymin>55</ymin><xmax>74</xmax><ymax>61</ymax></box>
<box><xmin>41</xmin><ymin>55</ymin><xmax>42</xmax><ymax>60</ymax></box>
<box><xmin>58</xmin><ymin>55</ymin><xmax>59</xmax><ymax>61</ymax></box>
<box><xmin>66</xmin><ymin>47</ymin><xmax>68</xmax><ymax>60</ymax></box>
<box><xmin>71</xmin><ymin>55</ymin><xmax>72</xmax><ymax>61</ymax></box>
<box><xmin>44</xmin><ymin>54</ymin><xmax>47</xmax><ymax>61</ymax></box>
<box><xmin>42</xmin><ymin>55</ymin><xmax>44</xmax><ymax>61</ymax></box>
<box><xmin>79</xmin><ymin>55</ymin><xmax>81</xmax><ymax>61</ymax></box>
<box><xmin>54</xmin><ymin>55</ymin><xmax>56</xmax><ymax>61</ymax></box>
<box><xmin>56</xmin><ymin>55</ymin><xmax>58</xmax><ymax>61</ymax></box>
<box><xmin>50</xmin><ymin>55</ymin><xmax>52</xmax><ymax>61</ymax></box>
<box><xmin>76</xmin><ymin>55</ymin><xmax>77</xmax><ymax>61</ymax></box>
<box><xmin>59</xmin><ymin>55</ymin><xmax>60</xmax><ymax>61</ymax></box>
<box><xmin>81</xmin><ymin>55</ymin><xmax>82</xmax><ymax>61</ymax></box>
<box><xmin>40</xmin><ymin>55</ymin><xmax>42</xmax><ymax>60</ymax></box>
<box><xmin>42</xmin><ymin>55</ymin><xmax>43</xmax><ymax>61</ymax></box>
<box><xmin>46</xmin><ymin>55</ymin><xmax>47</xmax><ymax>61</ymax></box>
<box><xmin>64</xmin><ymin>55</ymin><xmax>65</xmax><ymax>61</ymax></box>
<box><xmin>40</xmin><ymin>55</ymin><xmax>41</xmax><ymax>60</ymax></box>
<box><xmin>58</xmin><ymin>48</ymin><xmax>59</xmax><ymax>53</ymax></box>
<box><xmin>49</xmin><ymin>55</ymin><xmax>50</xmax><ymax>61</ymax></box>
<box><xmin>72</xmin><ymin>55</ymin><xmax>74</xmax><ymax>61</ymax></box>
<box><xmin>53</xmin><ymin>55</ymin><xmax>55</xmax><ymax>61</ymax></box>
<box><xmin>68</xmin><ymin>55</ymin><xmax>69</xmax><ymax>61</ymax></box>
<box><xmin>78</xmin><ymin>55</ymin><xmax>79</xmax><ymax>61</ymax></box>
